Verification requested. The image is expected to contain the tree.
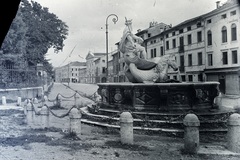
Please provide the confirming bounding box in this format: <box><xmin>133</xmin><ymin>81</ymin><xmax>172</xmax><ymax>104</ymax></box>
<box><xmin>19</xmin><ymin>0</ymin><xmax>69</xmax><ymax>66</ymax></box>
<box><xmin>0</xmin><ymin>0</ymin><xmax>68</xmax><ymax>88</ymax></box>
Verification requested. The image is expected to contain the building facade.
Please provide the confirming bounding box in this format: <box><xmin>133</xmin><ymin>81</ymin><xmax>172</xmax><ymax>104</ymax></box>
<box><xmin>54</xmin><ymin>61</ymin><xmax>86</xmax><ymax>83</ymax></box>
<box><xmin>85</xmin><ymin>52</ymin><xmax>106</xmax><ymax>83</ymax></box>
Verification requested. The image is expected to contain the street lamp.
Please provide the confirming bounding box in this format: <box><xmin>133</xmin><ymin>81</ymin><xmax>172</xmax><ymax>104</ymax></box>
<box><xmin>106</xmin><ymin>14</ymin><xmax>118</xmax><ymax>82</ymax></box>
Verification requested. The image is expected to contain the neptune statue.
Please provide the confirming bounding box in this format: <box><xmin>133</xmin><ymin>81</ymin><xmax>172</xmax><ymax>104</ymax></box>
<box><xmin>119</xmin><ymin>18</ymin><xmax>179</xmax><ymax>83</ymax></box>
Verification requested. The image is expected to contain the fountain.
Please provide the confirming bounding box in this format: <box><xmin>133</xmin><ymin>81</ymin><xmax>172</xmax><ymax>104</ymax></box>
<box><xmin>83</xmin><ymin>18</ymin><xmax>228</xmax><ymax>134</ymax></box>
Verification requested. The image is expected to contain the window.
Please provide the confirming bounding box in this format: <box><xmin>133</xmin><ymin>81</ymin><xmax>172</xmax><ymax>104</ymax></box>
<box><xmin>221</xmin><ymin>14</ymin><xmax>227</xmax><ymax>19</ymax></box>
<box><xmin>230</xmin><ymin>10</ymin><xmax>236</xmax><ymax>16</ymax></box>
<box><xmin>166</xmin><ymin>41</ymin><xmax>169</xmax><ymax>50</ymax></box>
<box><xmin>188</xmin><ymin>54</ymin><xmax>192</xmax><ymax>66</ymax></box>
<box><xmin>197</xmin><ymin>21</ymin><xmax>201</xmax><ymax>28</ymax></box>
<box><xmin>222</xmin><ymin>52</ymin><xmax>228</xmax><ymax>65</ymax></box>
<box><xmin>153</xmin><ymin>48</ymin><xmax>156</xmax><ymax>57</ymax></box>
<box><xmin>188</xmin><ymin>75</ymin><xmax>193</xmax><ymax>82</ymax></box>
<box><xmin>179</xmin><ymin>37</ymin><xmax>184</xmax><ymax>53</ymax></box>
<box><xmin>173</xmin><ymin>75</ymin><xmax>177</xmax><ymax>80</ymax></box>
<box><xmin>208</xmin><ymin>54</ymin><xmax>213</xmax><ymax>66</ymax></box>
<box><xmin>207</xmin><ymin>30</ymin><xmax>212</xmax><ymax>46</ymax></box>
<box><xmin>166</xmin><ymin>34</ymin><xmax>169</xmax><ymax>38</ymax></box>
<box><xmin>231</xmin><ymin>23</ymin><xmax>237</xmax><ymax>41</ymax></box>
<box><xmin>160</xmin><ymin>46</ymin><xmax>164</xmax><ymax>56</ymax></box>
<box><xmin>232</xmin><ymin>50</ymin><xmax>238</xmax><ymax>64</ymax></box>
<box><xmin>180</xmin><ymin>55</ymin><xmax>184</xmax><ymax>67</ymax></box>
<box><xmin>179</xmin><ymin>36</ymin><xmax>184</xmax><ymax>46</ymax></box>
<box><xmin>172</xmin><ymin>32</ymin><xmax>175</xmax><ymax>36</ymax></box>
<box><xmin>207</xmin><ymin>19</ymin><xmax>212</xmax><ymax>24</ymax></box>
<box><xmin>172</xmin><ymin>39</ymin><xmax>176</xmax><ymax>48</ymax></box>
<box><xmin>151</xmin><ymin>48</ymin><xmax>157</xmax><ymax>58</ymax></box>
<box><xmin>187</xmin><ymin>34</ymin><xmax>192</xmax><ymax>45</ymax></box>
<box><xmin>222</xmin><ymin>26</ymin><xmax>227</xmax><ymax>43</ymax></box>
<box><xmin>75</xmin><ymin>68</ymin><xmax>77</xmax><ymax>71</ymax></box>
<box><xmin>72</xmin><ymin>73</ymin><xmax>74</xmax><ymax>76</ymax></box>
<box><xmin>179</xmin><ymin>29</ymin><xmax>183</xmax><ymax>34</ymax></box>
<box><xmin>197</xmin><ymin>31</ymin><xmax>202</xmax><ymax>42</ymax></box>
<box><xmin>181</xmin><ymin>75</ymin><xmax>186</xmax><ymax>82</ymax></box>
<box><xmin>148</xmin><ymin>33</ymin><xmax>151</xmax><ymax>38</ymax></box>
<box><xmin>198</xmin><ymin>74</ymin><xmax>203</xmax><ymax>82</ymax></box>
<box><xmin>198</xmin><ymin>52</ymin><xmax>202</xmax><ymax>65</ymax></box>
<box><xmin>187</xmin><ymin>26</ymin><xmax>191</xmax><ymax>31</ymax></box>
<box><xmin>102</xmin><ymin>67</ymin><xmax>106</xmax><ymax>73</ymax></box>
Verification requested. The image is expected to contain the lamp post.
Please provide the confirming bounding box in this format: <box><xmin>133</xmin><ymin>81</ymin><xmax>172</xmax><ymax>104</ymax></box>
<box><xmin>106</xmin><ymin>14</ymin><xmax>118</xmax><ymax>82</ymax></box>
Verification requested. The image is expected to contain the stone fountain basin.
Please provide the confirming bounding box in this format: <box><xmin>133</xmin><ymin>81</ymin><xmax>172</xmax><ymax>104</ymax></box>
<box><xmin>97</xmin><ymin>82</ymin><xmax>220</xmax><ymax>112</ymax></box>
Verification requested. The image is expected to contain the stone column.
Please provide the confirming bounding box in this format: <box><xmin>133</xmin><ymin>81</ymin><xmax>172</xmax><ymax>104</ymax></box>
<box><xmin>227</xmin><ymin>113</ymin><xmax>240</xmax><ymax>153</ymax></box>
<box><xmin>2</xmin><ymin>96</ymin><xmax>6</xmax><ymax>105</ymax></box>
<box><xmin>120</xmin><ymin>112</ymin><xmax>133</xmax><ymax>145</ymax></box>
<box><xmin>40</xmin><ymin>105</ymin><xmax>49</xmax><ymax>129</ymax></box>
<box><xmin>183</xmin><ymin>113</ymin><xmax>200</xmax><ymax>154</ymax></box>
<box><xmin>69</xmin><ymin>108</ymin><xmax>82</xmax><ymax>137</ymax></box>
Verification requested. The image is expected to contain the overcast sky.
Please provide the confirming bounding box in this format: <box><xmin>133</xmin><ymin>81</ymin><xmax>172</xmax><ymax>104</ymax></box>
<box><xmin>35</xmin><ymin>0</ymin><xmax>227</xmax><ymax>67</ymax></box>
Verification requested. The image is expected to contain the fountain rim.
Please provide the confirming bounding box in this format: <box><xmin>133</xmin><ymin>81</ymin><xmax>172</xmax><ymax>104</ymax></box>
<box><xmin>97</xmin><ymin>81</ymin><xmax>220</xmax><ymax>87</ymax></box>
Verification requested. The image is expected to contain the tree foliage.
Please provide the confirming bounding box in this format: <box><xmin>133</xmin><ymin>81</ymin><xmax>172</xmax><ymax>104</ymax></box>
<box><xmin>19</xmin><ymin>0</ymin><xmax>69</xmax><ymax>66</ymax></box>
<box><xmin>1</xmin><ymin>0</ymin><xmax>68</xmax><ymax>73</ymax></box>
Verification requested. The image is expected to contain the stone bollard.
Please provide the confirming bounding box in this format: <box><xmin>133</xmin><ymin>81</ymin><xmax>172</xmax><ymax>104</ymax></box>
<box><xmin>17</xmin><ymin>97</ymin><xmax>22</xmax><ymax>106</ymax></box>
<box><xmin>43</xmin><ymin>95</ymin><xmax>48</xmax><ymax>105</ymax></box>
<box><xmin>227</xmin><ymin>113</ymin><xmax>240</xmax><ymax>153</ymax></box>
<box><xmin>74</xmin><ymin>93</ymin><xmax>81</xmax><ymax>107</ymax></box>
<box><xmin>33</xmin><ymin>98</ymin><xmax>38</xmax><ymax>104</ymax></box>
<box><xmin>2</xmin><ymin>96</ymin><xmax>6</xmax><ymax>105</ymax></box>
<box><xmin>24</xmin><ymin>99</ymin><xmax>30</xmax><ymax>115</ymax></box>
<box><xmin>26</xmin><ymin>102</ymin><xmax>34</xmax><ymax>127</ymax></box>
<box><xmin>69</xmin><ymin>108</ymin><xmax>82</xmax><ymax>137</ymax></box>
<box><xmin>56</xmin><ymin>94</ymin><xmax>62</xmax><ymax>108</ymax></box>
<box><xmin>183</xmin><ymin>114</ymin><xmax>200</xmax><ymax>154</ymax></box>
<box><xmin>120</xmin><ymin>112</ymin><xmax>133</xmax><ymax>145</ymax></box>
<box><xmin>40</xmin><ymin>105</ymin><xmax>49</xmax><ymax>129</ymax></box>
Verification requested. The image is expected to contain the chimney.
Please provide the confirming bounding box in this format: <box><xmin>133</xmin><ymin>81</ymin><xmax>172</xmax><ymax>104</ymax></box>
<box><xmin>216</xmin><ymin>1</ymin><xmax>220</xmax><ymax>8</ymax></box>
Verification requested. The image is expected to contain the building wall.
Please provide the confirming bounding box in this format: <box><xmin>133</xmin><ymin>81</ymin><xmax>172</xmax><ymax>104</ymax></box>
<box><xmin>226</xmin><ymin>73</ymin><xmax>239</xmax><ymax>95</ymax></box>
<box><xmin>205</xmin><ymin>3</ymin><xmax>240</xmax><ymax>70</ymax></box>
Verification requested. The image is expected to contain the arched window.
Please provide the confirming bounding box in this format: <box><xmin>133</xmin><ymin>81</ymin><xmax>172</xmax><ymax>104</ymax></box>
<box><xmin>231</xmin><ymin>23</ymin><xmax>237</xmax><ymax>41</ymax></box>
<box><xmin>222</xmin><ymin>26</ymin><xmax>227</xmax><ymax>43</ymax></box>
<box><xmin>207</xmin><ymin>30</ymin><xmax>212</xmax><ymax>46</ymax></box>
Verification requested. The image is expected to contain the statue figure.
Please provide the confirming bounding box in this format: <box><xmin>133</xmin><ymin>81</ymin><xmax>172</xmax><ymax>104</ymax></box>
<box><xmin>119</xmin><ymin>18</ymin><xmax>179</xmax><ymax>83</ymax></box>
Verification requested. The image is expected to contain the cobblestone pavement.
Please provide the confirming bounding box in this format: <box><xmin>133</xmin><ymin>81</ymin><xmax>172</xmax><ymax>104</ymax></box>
<box><xmin>1</xmin><ymin>83</ymin><xmax>240</xmax><ymax>160</ymax></box>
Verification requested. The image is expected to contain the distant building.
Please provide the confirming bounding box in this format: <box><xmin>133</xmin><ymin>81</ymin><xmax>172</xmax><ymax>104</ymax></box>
<box><xmin>54</xmin><ymin>61</ymin><xmax>86</xmax><ymax>83</ymax></box>
<box><xmin>85</xmin><ymin>52</ymin><xmax>106</xmax><ymax>83</ymax></box>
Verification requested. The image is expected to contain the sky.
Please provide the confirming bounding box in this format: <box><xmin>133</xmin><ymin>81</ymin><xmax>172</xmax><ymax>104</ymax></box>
<box><xmin>35</xmin><ymin>0</ymin><xmax>228</xmax><ymax>68</ymax></box>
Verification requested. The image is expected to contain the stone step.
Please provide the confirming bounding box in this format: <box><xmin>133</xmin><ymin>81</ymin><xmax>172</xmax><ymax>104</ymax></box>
<box><xmin>82</xmin><ymin>109</ymin><xmax>229</xmax><ymax>131</ymax></box>
<box><xmin>81</xmin><ymin>118</ymin><xmax>228</xmax><ymax>134</ymax></box>
<box><xmin>90</xmin><ymin>107</ymin><xmax>233</xmax><ymax>121</ymax></box>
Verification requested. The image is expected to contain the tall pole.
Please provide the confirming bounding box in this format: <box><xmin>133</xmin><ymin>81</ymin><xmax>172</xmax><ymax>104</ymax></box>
<box><xmin>106</xmin><ymin>14</ymin><xmax>118</xmax><ymax>82</ymax></box>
